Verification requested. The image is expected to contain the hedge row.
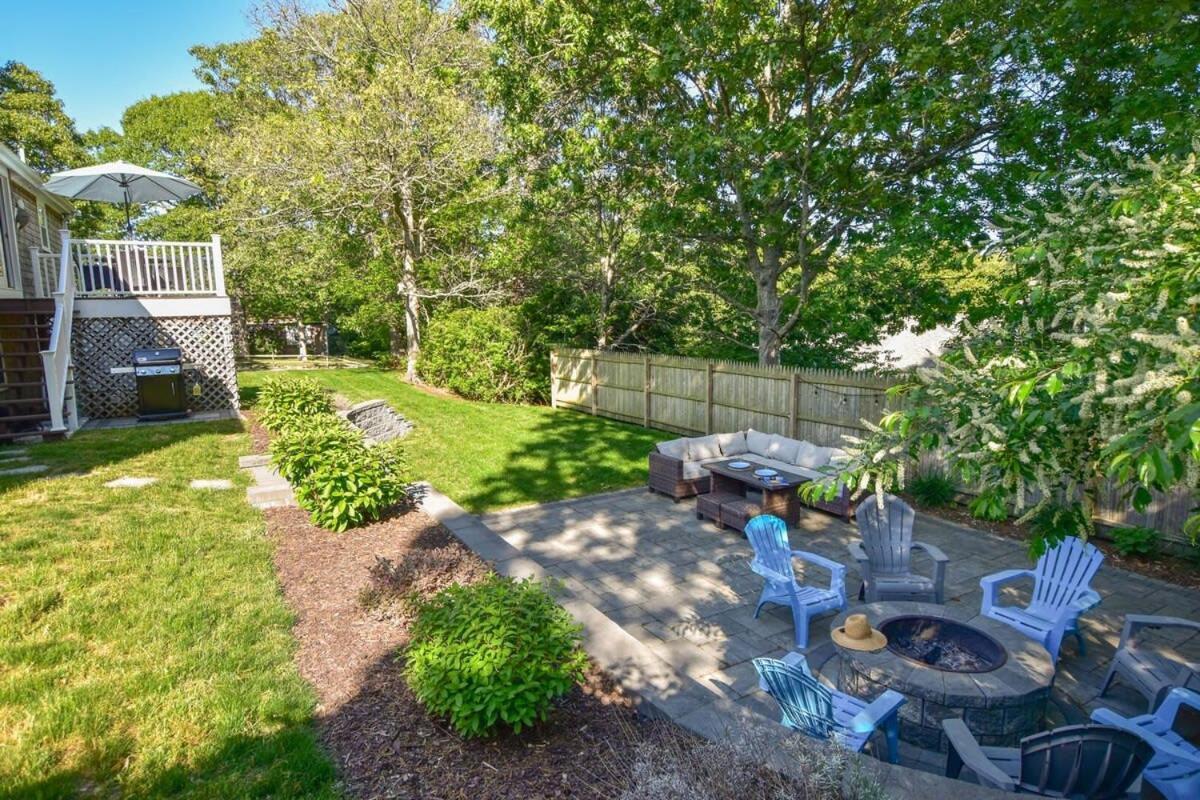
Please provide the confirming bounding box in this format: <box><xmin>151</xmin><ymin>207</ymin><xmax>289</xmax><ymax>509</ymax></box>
<box><xmin>258</xmin><ymin>376</ymin><xmax>412</xmax><ymax>531</ymax></box>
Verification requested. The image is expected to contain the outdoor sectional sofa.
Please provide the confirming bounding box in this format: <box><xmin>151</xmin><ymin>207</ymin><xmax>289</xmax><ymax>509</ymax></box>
<box><xmin>647</xmin><ymin>429</ymin><xmax>854</xmax><ymax>520</ymax></box>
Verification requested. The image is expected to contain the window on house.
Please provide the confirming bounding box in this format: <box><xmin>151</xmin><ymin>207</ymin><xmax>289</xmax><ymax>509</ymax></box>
<box><xmin>38</xmin><ymin>202</ymin><xmax>51</xmax><ymax>249</ymax></box>
<box><xmin>0</xmin><ymin>176</ymin><xmax>14</xmax><ymax>291</ymax></box>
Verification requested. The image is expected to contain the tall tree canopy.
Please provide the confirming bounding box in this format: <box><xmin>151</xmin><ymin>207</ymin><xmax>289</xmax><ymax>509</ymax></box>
<box><xmin>199</xmin><ymin>0</ymin><xmax>501</xmax><ymax>379</ymax></box>
<box><xmin>0</xmin><ymin>61</ymin><xmax>85</xmax><ymax>172</ymax></box>
<box><xmin>472</xmin><ymin>0</ymin><xmax>1200</xmax><ymax>365</ymax></box>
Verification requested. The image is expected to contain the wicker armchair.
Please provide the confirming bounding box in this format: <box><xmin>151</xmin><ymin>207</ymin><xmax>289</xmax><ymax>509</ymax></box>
<box><xmin>647</xmin><ymin>450</ymin><xmax>709</xmax><ymax>501</ymax></box>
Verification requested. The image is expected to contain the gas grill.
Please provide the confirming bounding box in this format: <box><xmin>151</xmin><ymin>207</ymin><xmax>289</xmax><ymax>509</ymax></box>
<box><xmin>132</xmin><ymin>348</ymin><xmax>188</xmax><ymax>421</ymax></box>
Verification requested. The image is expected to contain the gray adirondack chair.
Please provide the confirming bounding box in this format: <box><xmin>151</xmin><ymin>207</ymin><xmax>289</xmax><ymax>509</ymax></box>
<box><xmin>1099</xmin><ymin>615</ymin><xmax>1200</xmax><ymax>711</ymax></box>
<box><xmin>943</xmin><ymin>719</ymin><xmax>1154</xmax><ymax>797</ymax></box>
<box><xmin>850</xmin><ymin>494</ymin><xmax>948</xmax><ymax>604</ymax></box>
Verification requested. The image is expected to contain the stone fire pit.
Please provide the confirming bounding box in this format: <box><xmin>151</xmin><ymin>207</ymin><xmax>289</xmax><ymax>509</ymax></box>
<box><xmin>832</xmin><ymin>602</ymin><xmax>1054</xmax><ymax>752</ymax></box>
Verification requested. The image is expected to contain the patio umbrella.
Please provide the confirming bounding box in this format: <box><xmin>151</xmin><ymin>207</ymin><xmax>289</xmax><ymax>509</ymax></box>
<box><xmin>42</xmin><ymin>160</ymin><xmax>202</xmax><ymax>236</ymax></box>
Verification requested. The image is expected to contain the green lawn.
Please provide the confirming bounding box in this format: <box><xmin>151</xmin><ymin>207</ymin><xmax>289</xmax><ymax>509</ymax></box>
<box><xmin>0</xmin><ymin>422</ymin><xmax>338</xmax><ymax>799</ymax></box>
<box><xmin>239</xmin><ymin>368</ymin><xmax>671</xmax><ymax>513</ymax></box>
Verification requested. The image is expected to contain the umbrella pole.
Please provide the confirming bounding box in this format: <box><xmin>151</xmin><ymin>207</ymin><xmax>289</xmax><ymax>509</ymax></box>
<box><xmin>123</xmin><ymin>185</ymin><xmax>133</xmax><ymax>239</ymax></box>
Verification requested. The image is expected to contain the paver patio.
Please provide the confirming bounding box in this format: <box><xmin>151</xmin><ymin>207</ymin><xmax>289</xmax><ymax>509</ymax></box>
<box><xmin>481</xmin><ymin>487</ymin><xmax>1200</xmax><ymax>772</ymax></box>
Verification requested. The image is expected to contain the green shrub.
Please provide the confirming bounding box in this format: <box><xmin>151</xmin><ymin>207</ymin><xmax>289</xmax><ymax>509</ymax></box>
<box><xmin>256</xmin><ymin>376</ymin><xmax>335</xmax><ymax>432</ymax></box>
<box><xmin>269</xmin><ymin>415</ymin><xmax>362</xmax><ymax>484</ymax></box>
<box><xmin>1109</xmin><ymin>526</ymin><xmax>1161</xmax><ymax>558</ymax></box>
<box><xmin>908</xmin><ymin>467</ymin><xmax>956</xmax><ymax>508</ymax></box>
<box><xmin>404</xmin><ymin>576</ymin><xmax>587</xmax><ymax>737</ymax></box>
<box><xmin>418</xmin><ymin>306</ymin><xmax>545</xmax><ymax>403</ymax></box>
<box><xmin>1027</xmin><ymin>503</ymin><xmax>1090</xmax><ymax>558</ymax></box>
<box><xmin>294</xmin><ymin>440</ymin><xmax>412</xmax><ymax>532</ymax></box>
<box><xmin>968</xmin><ymin>489</ymin><xmax>1008</xmax><ymax>522</ymax></box>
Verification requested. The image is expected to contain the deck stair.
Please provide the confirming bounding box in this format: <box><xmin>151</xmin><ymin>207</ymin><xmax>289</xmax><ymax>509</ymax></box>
<box><xmin>0</xmin><ymin>299</ymin><xmax>62</xmax><ymax>442</ymax></box>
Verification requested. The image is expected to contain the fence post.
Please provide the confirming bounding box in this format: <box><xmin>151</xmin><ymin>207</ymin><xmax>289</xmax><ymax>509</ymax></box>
<box><xmin>705</xmin><ymin>362</ymin><xmax>714</xmax><ymax>434</ymax></box>
<box><xmin>590</xmin><ymin>351</ymin><xmax>598</xmax><ymax>416</ymax></box>
<box><xmin>790</xmin><ymin>372</ymin><xmax>799</xmax><ymax>438</ymax></box>
<box><xmin>643</xmin><ymin>354</ymin><xmax>651</xmax><ymax>428</ymax></box>
<box><xmin>550</xmin><ymin>350</ymin><xmax>558</xmax><ymax>409</ymax></box>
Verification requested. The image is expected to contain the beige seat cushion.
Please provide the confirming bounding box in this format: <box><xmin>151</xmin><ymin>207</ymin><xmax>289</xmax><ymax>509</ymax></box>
<box><xmin>746</xmin><ymin>428</ymin><xmax>774</xmax><ymax>457</ymax></box>
<box><xmin>766</xmin><ymin>434</ymin><xmax>801</xmax><ymax>464</ymax></box>
<box><xmin>792</xmin><ymin>441</ymin><xmax>820</xmax><ymax>468</ymax></box>
<box><xmin>750</xmin><ymin>457</ymin><xmax>794</xmax><ymax>474</ymax></box>
<box><xmin>681</xmin><ymin>460</ymin><xmax>712</xmax><ymax>480</ymax></box>
<box><xmin>717</xmin><ymin>430</ymin><xmax>749</xmax><ymax>456</ymax></box>
<box><xmin>688</xmin><ymin>434</ymin><xmax>724</xmax><ymax>461</ymax></box>
<box><xmin>656</xmin><ymin>438</ymin><xmax>690</xmax><ymax>460</ymax></box>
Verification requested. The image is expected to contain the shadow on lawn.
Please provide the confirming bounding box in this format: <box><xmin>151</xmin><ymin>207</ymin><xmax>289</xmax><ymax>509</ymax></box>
<box><xmin>0</xmin><ymin>417</ymin><xmax>247</xmax><ymax>496</ymax></box>
<box><xmin>459</xmin><ymin>409</ymin><xmax>669</xmax><ymax>511</ymax></box>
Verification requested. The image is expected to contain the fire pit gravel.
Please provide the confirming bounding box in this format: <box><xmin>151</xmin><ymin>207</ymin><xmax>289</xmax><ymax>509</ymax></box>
<box><xmin>882</xmin><ymin>615</ymin><xmax>1007</xmax><ymax>673</ymax></box>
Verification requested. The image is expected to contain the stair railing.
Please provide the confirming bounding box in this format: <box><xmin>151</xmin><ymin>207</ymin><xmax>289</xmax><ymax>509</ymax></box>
<box><xmin>39</xmin><ymin>229</ymin><xmax>78</xmax><ymax>433</ymax></box>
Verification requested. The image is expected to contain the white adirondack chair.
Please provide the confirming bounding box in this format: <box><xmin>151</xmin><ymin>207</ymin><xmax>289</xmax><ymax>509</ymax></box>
<box><xmin>980</xmin><ymin>537</ymin><xmax>1103</xmax><ymax>663</ymax></box>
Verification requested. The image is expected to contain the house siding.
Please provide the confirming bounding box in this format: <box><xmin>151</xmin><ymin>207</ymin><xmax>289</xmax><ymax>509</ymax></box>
<box><xmin>4</xmin><ymin>165</ymin><xmax>67</xmax><ymax>299</ymax></box>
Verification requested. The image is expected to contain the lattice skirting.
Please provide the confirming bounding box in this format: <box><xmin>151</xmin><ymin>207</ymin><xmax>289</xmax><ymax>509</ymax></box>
<box><xmin>73</xmin><ymin>315</ymin><xmax>240</xmax><ymax>419</ymax></box>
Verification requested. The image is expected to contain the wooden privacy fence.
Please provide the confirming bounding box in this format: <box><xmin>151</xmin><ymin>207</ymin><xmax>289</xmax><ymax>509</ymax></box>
<box><xmin>550</xmin><ymin>347</ymin><xmax>1197</xmax><ymax>546</ymax></box>
<box><xmin>550</xmin><ymin>347</ymin><xmax>893</xmax><ymax>448</ymax></box>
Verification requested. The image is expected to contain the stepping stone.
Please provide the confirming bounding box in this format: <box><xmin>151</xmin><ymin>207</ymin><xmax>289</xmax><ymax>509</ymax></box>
<box><xmin>190</xmin><ymin>479</ymin><xmax>234</xmax><ymax>491</ymax></box>
<box><xmin>0</xmin><ymin>448</ymin><xmax>29</xmax><ymax>460</ymax></box>
<box><xmin>0</xmin><ymin>464</ymin><xmax>47</xmax><ymax>476</ymax></box>
<box><xmin>104</xmin><ymin>476</ymin><xmax>158</xmax><ymax>489</ymax></box>
<box><xmin>238</xmin><ymin>454</ymin><xmax>270</xmax><ymax>469</ymax></box>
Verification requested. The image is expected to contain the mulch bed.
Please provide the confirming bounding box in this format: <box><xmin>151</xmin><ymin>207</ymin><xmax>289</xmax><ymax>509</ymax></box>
<box><xmin>906</xmin><ymin>495</ymin><xmax>1200</xmax><ymax>591</ymax></box>
<box><xmin>266</xmin><ymin>503</ymin><xmax>671</xmax><ymax>799</ymax></box>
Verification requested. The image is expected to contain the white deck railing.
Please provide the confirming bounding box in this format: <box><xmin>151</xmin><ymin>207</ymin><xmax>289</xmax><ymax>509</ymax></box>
<box><xmin>28</xmin><ymin>248</ymin><xmax>58</xmax><ymax>298</ymax></box>
<box><xmin>40</xmin><ymin>230</ymin><xmax>78</xmax><ymax>432</ymax></box>
<box><xmin>64</xmin><ymin>235</ymin><xmax>226</xmax><ymax>298</ymax></box>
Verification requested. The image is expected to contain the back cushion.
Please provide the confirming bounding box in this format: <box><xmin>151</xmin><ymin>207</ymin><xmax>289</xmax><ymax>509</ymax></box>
<box><xmin>717</xmin><ymin>430</ymin><xmax>748</xmax><ymax>456</ymax></box>
<box><xmin>792</xmin><ymin>441</ymin><xmax>823</xmax><ymax>468</ymax></box>
<box><xmin>688</xmin><ymin>434</ymin><xmax>723</xmax><ymax>461</ymax></box>
<box><xmin>766</xmin><ymin>434</ymin><xmax>801</xmax><ymax>464</ymax></box>
<box><xmin>828</xmin><ymin>448</ymin><xmax>850</xmax><ymax>467</ymax></box>
<box><xmin>746</xmin><ymin>428</ymin><xmax>773</xmax><ymax>457</ymax></box>
<box><xmin>656</xmin><ymin>437</ymin><xmax>690</xmax><ymax>460</ymax></box>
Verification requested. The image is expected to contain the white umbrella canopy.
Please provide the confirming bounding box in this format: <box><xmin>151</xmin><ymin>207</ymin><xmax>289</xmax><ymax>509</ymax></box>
<box><xmin>43</xmin><ymin>160</ymin><xmax>203</xmax><ymax>235</ymax></box>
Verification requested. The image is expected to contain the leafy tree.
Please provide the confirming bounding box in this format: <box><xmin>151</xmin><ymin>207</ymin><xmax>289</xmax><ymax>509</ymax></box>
<box><xmin>200</xmin><ymin>0</ymin><xmax>502</xmax><ymax>380</ymax></box>
<box><xmin>77</xmin><ymin>91</ymin><xmax>224</xmax><ymax>240</ymax></box>
<box><xmin>0</xmin><ymin>61</ymin><xmax>85</xmax><ymax>173</ymax></box>
<box><xmin>805</xmin><ymin>149</ymin><xmax>1200</xmax><ymax>548</ymax></box>
<box><xmin>472</xmin><ymin>0</ymin><xmax>1200</xmax><ymax>366</ymax></box>
<box><xmin>472</xmin><ymin>0</ymin><xmax>1039</xmax><ymax>364</ymax></box>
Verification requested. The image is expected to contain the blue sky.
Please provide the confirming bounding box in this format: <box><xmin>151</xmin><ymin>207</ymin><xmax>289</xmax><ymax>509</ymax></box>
<box><xmin>0</xmin><ymin>0</ymin><xmax>255</xmax><ymax>133</ymax></box>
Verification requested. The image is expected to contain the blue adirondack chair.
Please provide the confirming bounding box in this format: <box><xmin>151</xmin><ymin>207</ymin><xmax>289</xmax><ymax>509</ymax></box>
<box><xmin>980</xmin><ymin>536</ymin><xmax>1103</xmax><ymax>663</ymax></box>
<box><xmin>753</xmin><ymin>654</ymin><xmax>905</xmax><ymax>763</ymax></box>
<box><xmin>745</xmin><ymin>514</ymin><xmax>847</xmax><ymax>649</ymax></box>
<box><xmin>1091</xmin><ymin>688</ymin><xmax>1200</xmax><ymax>800</ymax></box>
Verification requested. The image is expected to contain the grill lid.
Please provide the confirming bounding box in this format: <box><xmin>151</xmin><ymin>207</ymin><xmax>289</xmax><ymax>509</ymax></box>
<box><xmin>132</xmin><ymin>347</ymin><xmax>182</xmax><ymax>365</ymax></box>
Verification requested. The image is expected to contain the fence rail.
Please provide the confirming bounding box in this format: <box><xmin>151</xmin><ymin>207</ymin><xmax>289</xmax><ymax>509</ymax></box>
<box><xmin>550</xmin><ymin>347</ymin><xmax>1196</xmax><ymax>546</ymax></box>
<box><xmin>57</xmin><ymin>235</ymin><xmax>226</xmax><ymax>297</ymax></box>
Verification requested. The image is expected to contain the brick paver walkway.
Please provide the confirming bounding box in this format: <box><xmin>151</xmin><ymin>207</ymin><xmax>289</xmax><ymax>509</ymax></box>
<box><xmin>482</xmin><ymin>487</ymin><xmax>1200</xmax><ymax>771</ymax></box>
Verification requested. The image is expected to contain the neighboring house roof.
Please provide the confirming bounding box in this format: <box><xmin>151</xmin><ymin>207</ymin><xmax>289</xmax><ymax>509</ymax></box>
<box><xmin>858</xmin><ymin>319</ymin><xmax>958</xmax><ymax>370</ymax></box>
<box><xmin>0</xmin><ymin>143</ymin><xmax>77</xmax><ymax>215</ymax></box>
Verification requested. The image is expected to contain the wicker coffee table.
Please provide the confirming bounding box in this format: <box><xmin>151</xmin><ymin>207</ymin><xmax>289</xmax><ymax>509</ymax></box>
<box><xmin>695</xmin><ymin>458</ymin><xmax>806</xmax><ymax>531</ymax></box>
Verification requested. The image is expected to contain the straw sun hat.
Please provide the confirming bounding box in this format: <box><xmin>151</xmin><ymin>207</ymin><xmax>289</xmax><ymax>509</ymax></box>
<box><xmin>831</xmin><ymin>613</ymin><xmax>887</xmax><ymax>652</ymax></box>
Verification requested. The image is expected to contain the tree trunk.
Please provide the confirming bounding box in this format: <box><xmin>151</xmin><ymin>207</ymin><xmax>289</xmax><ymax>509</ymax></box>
<box><xmin>597</xmin><ymin>251</ymin><xmax>615</xmax><ymax>349</ymax></box>
<box><xmin>399</xmin><ymin>252</ymin><xmax>421</xmax><ymax>382</ymax></box>
<box><xmin>394</xmin><ymin>184</ymin><xmax>423</xmax><ymax>383</ymax></box>
<box><xmin>754</xmin><ymin>250</ymin><xmax>783</xmax><ymax>365</ymax></box>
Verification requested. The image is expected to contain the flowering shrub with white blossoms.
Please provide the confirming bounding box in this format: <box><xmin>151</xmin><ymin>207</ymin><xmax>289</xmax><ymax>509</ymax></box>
<box><xmin>803</xmin><ymin>148</ymin><xmax>1200</xmax><ymax>550</ymax></box>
